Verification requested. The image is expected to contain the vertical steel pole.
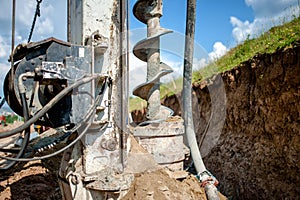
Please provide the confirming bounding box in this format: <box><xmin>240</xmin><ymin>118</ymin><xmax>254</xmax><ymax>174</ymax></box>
<box><xmin>10</xmin><ymin>0</ymin><xmax>16</xmax><ymax>87</ymax></box>
<box><xmin>119</xmin><ymin>0</ymin><xmax>129</xmax><ymax>168</ymax></box>
<box><xmin>67</xmin><ymin>0</ymin><xmax>71</xmax><ymax>42</ymax></box>
<box><xmin>7</xmin><ymin>0</ymin><xmax>16</xmax><ymax>108</ymax></box>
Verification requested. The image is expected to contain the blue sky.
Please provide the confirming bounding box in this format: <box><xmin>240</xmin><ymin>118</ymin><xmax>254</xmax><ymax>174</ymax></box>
<box><xmin>130</xmin><ymin>0</ymin><xmax>255</xmax><ymax>52</ymax></box>
<box><xmin>0</xmin><ymin>0</ymin><xmax>299</xmax><ymax>102</ymax></box>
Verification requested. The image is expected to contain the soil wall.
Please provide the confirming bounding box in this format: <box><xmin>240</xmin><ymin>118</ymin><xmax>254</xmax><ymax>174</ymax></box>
<box><xmin>132</xmin><ymin>45</ymin><xmax>300</xmax><ymax>199</ymax></box>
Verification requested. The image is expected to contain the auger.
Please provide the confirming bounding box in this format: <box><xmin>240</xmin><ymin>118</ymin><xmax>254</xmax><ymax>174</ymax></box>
<box><xmin>133</xmin><ymin>0</ymin><xmax>174</xmax><ymax>123</ymax></box>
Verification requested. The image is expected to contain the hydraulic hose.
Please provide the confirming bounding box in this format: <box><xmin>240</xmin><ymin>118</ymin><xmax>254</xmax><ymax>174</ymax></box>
<box><xmin>0</xmin><ymin>89</ymin><xmax>102</xmax><ymax>162</ymax></box>
<box><xmin>182</xmin><ymin>0</ymin><xmax>219</xmax><ymax>199</ymax></box>
<box><xmin>0</xmin><ymin>92</ymin><xmax>31</xmax><ymax>171</ymax></box>
<box><xmin>0</xmin><ymin>77</ymin><xmax>108</xmax><ymax>162</ymax></box>
<box><xmin>0</xmin><ymin>75</ymin><xmax>101</xmax><ymax>138</ymax></box>
<box><xmin>183</xmin><ymin>0</ymin><xmax>206</xmax><ymax>175</ymax></box>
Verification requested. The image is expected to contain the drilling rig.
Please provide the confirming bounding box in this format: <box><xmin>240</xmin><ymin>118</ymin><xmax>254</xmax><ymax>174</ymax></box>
<box><xmin>0</xmin><ymin>0</ymin><xmax>220</xmax><ymax>199</ymax></box>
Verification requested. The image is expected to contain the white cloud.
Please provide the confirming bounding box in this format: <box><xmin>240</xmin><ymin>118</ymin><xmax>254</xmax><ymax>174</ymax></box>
<box><xmin>36</xmin><ymin>18</ymin><xmax>54</xmax><ymax>35</ymax></box>
<box><xmin>0</xmin><ymin>63</ymin><xmax>10</xmax><ymax>75</ymax></box>
<box><xmin>14</xmin><ymin>0</ymin><xmax>55</xmax><ymax>30</ymax></box>
<box><xmin>230</xmin><ymin>17</ymin><xmax>253</xmax><ymax>44</ymax></box>
<box><xmin>128</xmin><ymin>51</ymin><xmax>145</xmax><ymax>71</ymax></box>
<box><xmin>0</xmin><ymin>0</ymin><xmax>66</xmax><ymax>42</ymax></box>
<box><xmin>194</xmin><ymin>58</ymin><xmax>208</xmax><ymax>70</ymax></box>
<box><xmin>208</xmin><ymin>42</ymin><xmax>228</xmax><ymax>61</ymax></box>
<box><xmin>17</xmin><ymin>1</ymin><xmax>36</xmax><ymax>27</ymax></box>
<box><xmin>231</xmin><ymin>0</ymin><xmax>299</xmax><ymax>44</ymax></box>
<box><xmin>129</xmin><ymin>64</ymin><xmax>147</xmax><ymax>96</ymax></box>
<box><xmin>245</xmin><ymin>0</ymin><xmax>298</xmax><ymax>17</ymax></box>
<box><xmin>0</xmin><ymin>36</ymin><xmax>10</xmax><ymax>59</ymax></box>
<box><xmin>35</xmin><ymin>4</ymin><xmax>55</xmax><ymax>35</ymax></box>
<box><xmin>192</xmin><ymin>42</ymin><xmax>228</xmax><ymax>69</ymax></box>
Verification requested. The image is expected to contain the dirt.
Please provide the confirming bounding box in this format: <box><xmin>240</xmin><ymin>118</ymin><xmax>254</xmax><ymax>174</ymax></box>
<box><xmin>122</xmin><ymin>169</ymin><xmax>207</xmax><ymax>200</ymax></box>
<box><xmin>159</xmin><ymin>45</ymin><xmax>300</xmax><ymax>199</ymax></box>
<box><xmin>0</xmin><ymin>123</ymin><xmax>221</xmax><ymax>200</ymax></box>
<box><xmin>0</xmin><ymin>122</ymin><xmax>62</xmax><ymax>200</ymax></box>
<box><xmin>0</xmin><ymin>160</ymin><xmax>61</xmax><ymax>200</ymax></box>
<box><xmin>0</xmin><ymin>123</ymin><xmax>62</xmax><ymax>200</ymax></box>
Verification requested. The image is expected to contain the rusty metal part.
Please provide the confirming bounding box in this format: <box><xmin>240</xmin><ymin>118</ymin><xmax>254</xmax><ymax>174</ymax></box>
<box><xmin>119</xmin><ymin>0</ymin><xmax>130</xmax><ymax>169</ymax></box>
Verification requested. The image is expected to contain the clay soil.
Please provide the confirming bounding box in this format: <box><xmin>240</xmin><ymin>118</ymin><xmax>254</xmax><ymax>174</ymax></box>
<box><xmin>122</xmin><ymin>169</ymin><xmax>207</xmax><ymax>200</ymax></box>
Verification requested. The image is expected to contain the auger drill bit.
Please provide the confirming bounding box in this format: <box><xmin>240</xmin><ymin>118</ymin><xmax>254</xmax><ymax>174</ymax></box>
<box><xmin>133</xmin><ymin>0</ymin><xmax>174</xmax><ymax>124</ymax></box>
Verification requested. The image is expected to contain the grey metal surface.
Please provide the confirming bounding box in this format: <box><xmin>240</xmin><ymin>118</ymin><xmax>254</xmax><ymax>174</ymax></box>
<box><xmin>133</xmin><ymin>68</ymin><xmax>172</xmax><ymax>100</ymax></box>
<box><xmin>133</xmin><ymin>28</ymin><xmax>172</xmax><ymax>62</ymax></box>
<box><xmin>84</xmin><ymin>168</ymin><xmax>134</xmax><ymax>191</ymax></box>
<box><xmin>60</xmin><ymin>1</ymin><xmax>131</xmax><ymax>199</ymax></box>
<box><xmin>133</xmin><ymin>117</ymin><xmax>185</xmax><ymax>171</ymax></box>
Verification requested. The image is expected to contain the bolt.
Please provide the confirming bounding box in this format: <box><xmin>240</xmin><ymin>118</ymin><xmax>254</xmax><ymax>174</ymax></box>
<box><xmin>106</xmin><ymin>139</ymin><xmax>117</xmax><ymax>151</ymax></box>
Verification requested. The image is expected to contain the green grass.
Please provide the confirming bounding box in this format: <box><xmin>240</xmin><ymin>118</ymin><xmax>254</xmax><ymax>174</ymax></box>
<box><xmin>160</xmin><ymin>77</ymin><xmax>183</xmax><ymax>98</ymax></box>
<box><xmin>129</xmin><ymin>96</ymin><xmax>147</xmax><ymax>112</ymax></box>
<box><xmin>130</xmin><ymin>16</ymin><xmax>300</xmax><ymax>112</ymax></box>
<box><xmin>193</xmin><ymin>16</ymin><xmax>300</xmax><ymax>84</ymax></box>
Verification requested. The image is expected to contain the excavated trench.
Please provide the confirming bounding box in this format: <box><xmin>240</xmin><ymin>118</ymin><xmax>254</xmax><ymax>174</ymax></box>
<box><xmin>133</xmin><ymin>45</ymin><xmax>300</xmax><ymax>199</ymax></box>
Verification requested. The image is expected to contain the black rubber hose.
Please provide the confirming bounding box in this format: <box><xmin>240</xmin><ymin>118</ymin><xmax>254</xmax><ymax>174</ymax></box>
<box><xmin>0</xmin><ymin>75</ymin><xmax>100</xmax><ymax>138</ymax></box>
<box><xmin>0</xmin><ymin>87</ymin><xmax>103</xmax><ymax>162</ymax></box>
<box><xmin>0</xmin><ymin>93</ymin><xmax>30</xmax><ymax>171</ymax></box>
<box><xmin>0</xmin><ymin>148</ymin><xmax>23</xmax><ymax>153</ymax></box>
<box><xmin>0</xmin><ymin>77</ymin><xmax>108</xmax><ymax>162</ymax></box>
